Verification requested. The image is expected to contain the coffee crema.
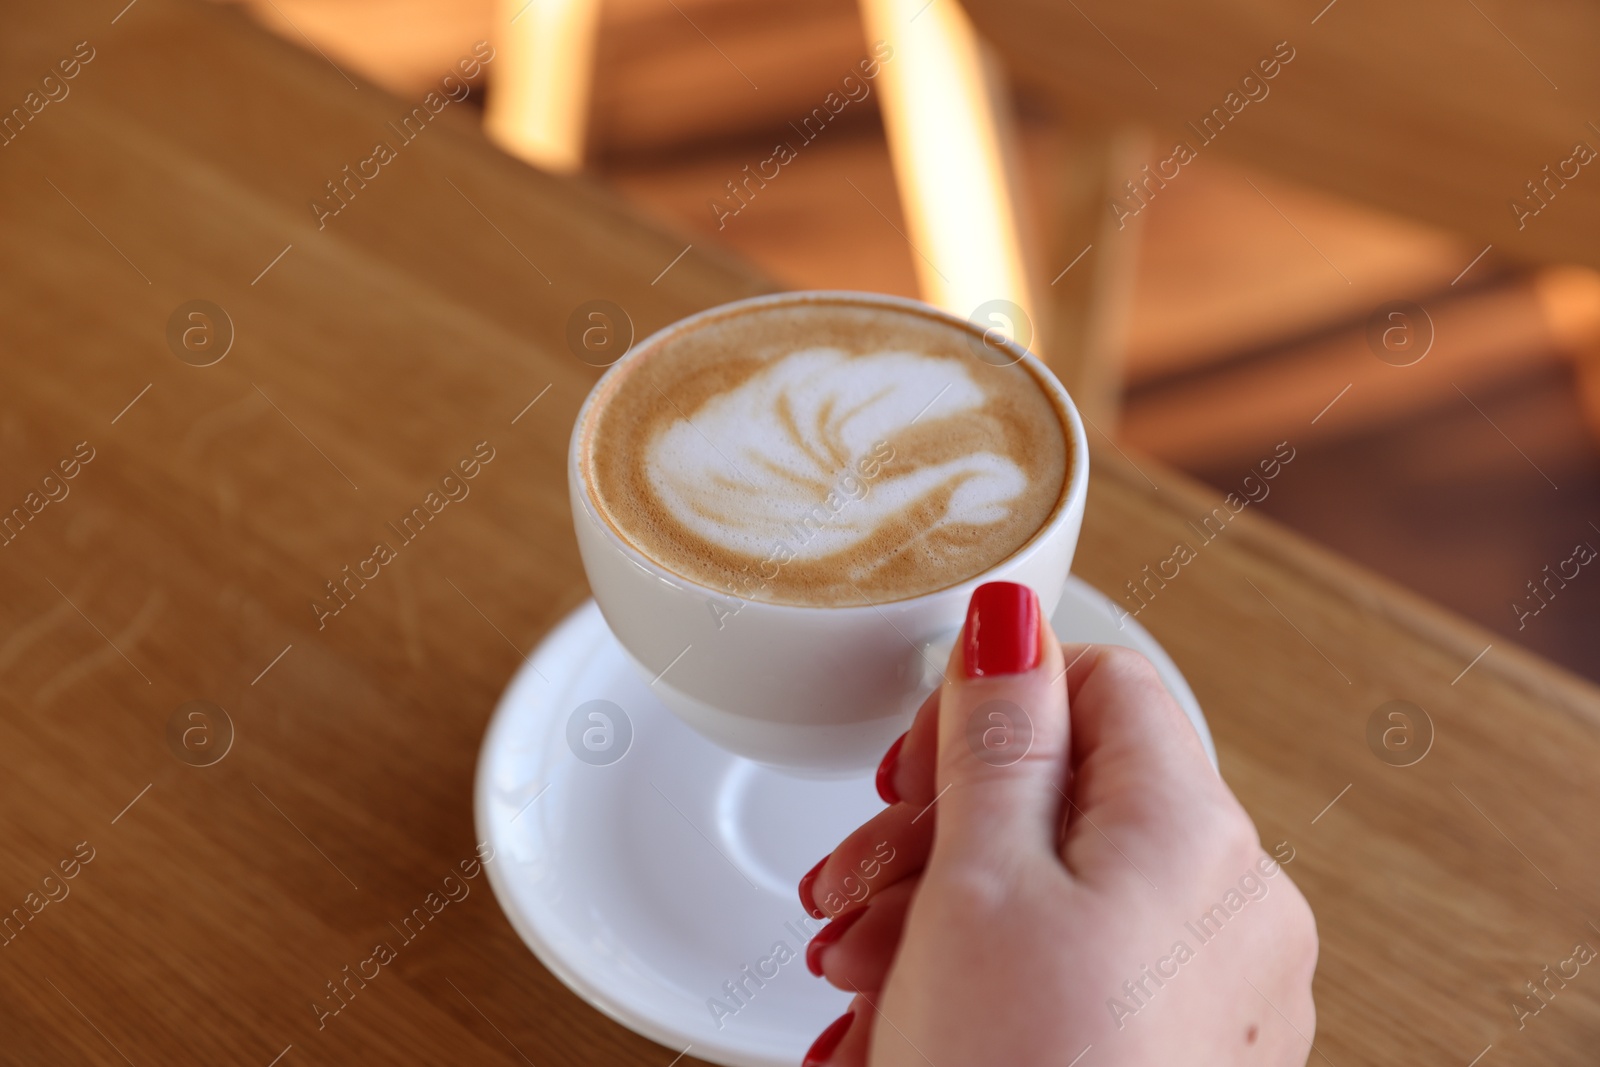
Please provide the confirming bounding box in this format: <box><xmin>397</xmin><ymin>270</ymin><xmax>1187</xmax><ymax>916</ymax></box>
<box><xmin>581</xmin><ymin>298</ymin><xmax>1070</xmax><ymax>607</ymax></box>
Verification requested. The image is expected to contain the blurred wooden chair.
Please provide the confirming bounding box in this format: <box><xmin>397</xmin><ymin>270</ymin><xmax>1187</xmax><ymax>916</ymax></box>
<box><xmin>958</xmin><ymin>0</ymin><xmax>1600</xmax><ymax>431</ymax></box>
<box><xmin>482</xmin><ymin>0</ymin><xmax>1600</xmax><ymax>435</ymax></box>
<box><xmin>485</xmin><ymin>0</ymin><xmax>601</xmax><ymax>172</ymax></box>
<box><xmin>484</xmin><ymin>0</ymin><xmax>1143</xmax><ymax>422</ymax></box>
<box><xmin>228</xmin><ymin>0</ymin><xmax>1600</xmax><ymax>437</ymax></box>
<box><xmin>961</xmin><ymin>0</ymin><xmax>1600</xmax><ymax>271</ymax></box>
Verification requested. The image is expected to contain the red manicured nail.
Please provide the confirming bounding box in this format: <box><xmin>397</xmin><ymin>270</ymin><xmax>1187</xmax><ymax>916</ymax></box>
<box><xmin>875</xmin><ymin>732</ymin><xmax>906</xmax><ymax>805</ymax></box>
<box><xmin>962</xmin><ymin>581</ymin><xmax>1040</xmax><ymax>678</ymax></box>
<box><xmin>798</xmin><ymin>856</ymin><xmax>828</xmax><ymax>920</ymax></box>
<box><xmin>803</xmin><ymin>1010</ymin><xmax>855</xmax><ymax>1066</ymax></box>
<box><xmin>806</xmin><ymin>906</ymin><xmax>868</xmax><ymax>977</ymax></box>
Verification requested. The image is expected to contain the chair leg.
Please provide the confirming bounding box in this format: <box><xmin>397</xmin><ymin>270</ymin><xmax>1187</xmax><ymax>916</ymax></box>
<box><xmin>859</xmin><ymin>0</ymin><xmax>1034</xmax><ymax>330</ymax></box>
<box><xmin>484</xmin><ymin>0</ymin><xmax>602</xmax><ymax>172</ymax></box>
<box><xmin>1038</xmin><ymin>127</ymin><xmax>1149</xmax><ymax>430</ymax></box>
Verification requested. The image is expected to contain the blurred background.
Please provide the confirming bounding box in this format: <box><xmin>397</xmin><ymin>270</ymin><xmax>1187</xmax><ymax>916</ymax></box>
<box><xmin>213</xmin><ymin>0</ymin><xmax>1600</xmax><ymax>680</ymax></box>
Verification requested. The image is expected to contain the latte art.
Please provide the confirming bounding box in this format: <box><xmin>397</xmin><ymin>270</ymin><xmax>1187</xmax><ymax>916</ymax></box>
<box><xmin>582</xmin><ymin>299</ymin><xmax>1070</xmax><ymax>607</ymax></box>
<box><xmin>646</xmin><ymin>349</ymin><xmax>1028</xmax><ymax>564</ymax></box>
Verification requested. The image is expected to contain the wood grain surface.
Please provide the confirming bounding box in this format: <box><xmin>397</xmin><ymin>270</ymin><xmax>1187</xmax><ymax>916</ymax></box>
<box><xmin>3</xmin><ymin>1</ymin><xmax>1599</xmax><ymax>1065</ymax></box>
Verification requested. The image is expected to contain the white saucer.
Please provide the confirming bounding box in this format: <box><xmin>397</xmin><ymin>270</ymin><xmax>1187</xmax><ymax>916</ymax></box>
<box><xmin>473</xmin><ymin>577</ymin><xmax>1215</xmax><ymax>1067</ymax></box>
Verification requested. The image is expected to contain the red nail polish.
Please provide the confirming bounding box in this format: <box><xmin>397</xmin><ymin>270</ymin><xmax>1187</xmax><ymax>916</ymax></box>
<box><xmin>806</xmin><ymin>906</ymin><xmax>868</xmax><ymax>977</ymax></box>
<box><xmin>798</xmin><ymin>856</ymin><xmax>828</xmax><ymax>920</ymax></box>
<box><xmin>962</xmin><ymin>581</ymin><xmax>1040</xmax><ymax>678</ymax></box>
<box><xmin>875</xmin><ymin>733</ymin><xmax>906</xmax><ymax>805</ymax></box>
<box><xmin>803</xmin><ymin>1010</ymin><xmax>855</xmax><ymax>1067</ymax></box>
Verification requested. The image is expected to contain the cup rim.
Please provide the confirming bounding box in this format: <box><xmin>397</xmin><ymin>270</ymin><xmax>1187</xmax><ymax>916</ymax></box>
<box><xmin>568</xmin><ymin>289</ymin><xmax>1091</xmax><ymax>616</ymax></box>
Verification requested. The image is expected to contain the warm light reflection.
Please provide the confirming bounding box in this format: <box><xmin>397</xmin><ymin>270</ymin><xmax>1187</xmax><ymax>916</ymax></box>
<box><xmin>484</xmin><ymin>0</ymin><xmax>601</xmax><ymax>173</ymax></box>
<box><xmin>859</xmin><ymin>0</ymin><xmax>1033</xmax><ymax>337</ymax></box>
<box><xmin>1535</xmin><ymin>265</ymin><xmax>1600</xmax><ymax>442</ymax></box>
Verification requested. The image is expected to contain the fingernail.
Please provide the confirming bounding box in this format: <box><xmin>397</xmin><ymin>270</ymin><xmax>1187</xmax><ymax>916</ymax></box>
<box><xmin>875</xmin><ymin>732</ymin><xmax>906</xmax><ymax>805</ymax></box>
<box><xmin>798</xmin><ymin>855</ymin><xmax>828</xmax><ymax>920</ymax></box>
<box><xmin>962</xmin><ymin>581</ymin><xmax>1040</xmax><ymax>678</ymax></box>
<box><xmin>806</xmin><ymin>906</ymin><xmax>868</xmax><ymax>977</ymax></box>
<box><xmin>803</xmin><ymin>1010</ymin><xmax>855</xmax><ymax>1067</ymax></box>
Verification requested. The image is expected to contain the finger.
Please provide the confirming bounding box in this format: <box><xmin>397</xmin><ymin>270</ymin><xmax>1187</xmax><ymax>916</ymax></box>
<box><xmin>804</xmin><ymin>994</ymin><xmax>872</xmax><ymax>1067</ymax></box>
<box><xmin>801</xmin><ymin>801</ymin><xmax>933</xmax><ymax>919</ymax></box>
<box><xmin>809</xmin><ymin>878</ymin><xmax>917</xmax><ymax>994</ymax></box>
<box><xmin>1057</xmin><ymin>643</ymin><xmax>1246</xmax><ymax>883</ymax></box>
<box><xmin>876</xmin><ymin>688</ymin><xmax>940</xmax><ymax>807</ymax></box>
<box><xmin>930</xmin><ymin>581</ymin><xmax>1069</xmax><ymax>864</ymax></box>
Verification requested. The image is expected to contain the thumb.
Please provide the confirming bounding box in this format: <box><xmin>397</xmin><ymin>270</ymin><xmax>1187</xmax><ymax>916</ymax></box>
<box><xmin>930</xmin><ymin>581</ymin><xmax>1068</xmax><ymax>864</ymax></box>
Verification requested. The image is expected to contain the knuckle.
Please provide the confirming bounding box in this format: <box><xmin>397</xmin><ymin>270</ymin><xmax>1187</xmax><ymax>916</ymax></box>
<box><xmin>923</xmin><ymin>859</ymin><xmax>1016</xmax><ymax>920</ymax></box>
<box><xmin>1192</xmin><ymin>798</ymin><xmax>1260</xmax><ymax>870</ymax></box>
<box><xmin>1222</xmin><ymin>815</ymin><xmax>1264</xmax><ymax>868</ymax></box>
<box><xmin>1283</xmin><ymin>886</ymin><xmax>1321</xmax><ymax>973</ymax></box>
<box><xmin>1094</xmin><ymin>644</ymin><xmax>1162</xmax><ymax>686</ymax></box>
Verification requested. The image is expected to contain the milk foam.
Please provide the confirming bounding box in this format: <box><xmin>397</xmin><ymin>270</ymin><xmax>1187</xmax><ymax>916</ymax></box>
<box><xmin>645</xmin><ymin>348</ymin><xmax>1027</xmax><ymax>564</ymax></box>
<box><xmin>583</xmin><ymin>298</ymin><xmax>1070</xmax><ymax>606</ymax></box>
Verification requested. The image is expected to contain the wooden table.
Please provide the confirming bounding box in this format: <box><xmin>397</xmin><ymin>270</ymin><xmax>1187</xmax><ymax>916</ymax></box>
<box><xmin>4</xmin><ymin>1</ymin><xmax>1599</xmax><ymax>1064</ymax></box>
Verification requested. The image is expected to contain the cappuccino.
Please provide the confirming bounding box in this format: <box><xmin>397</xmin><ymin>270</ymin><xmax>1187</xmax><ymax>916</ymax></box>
<box><xmin>580</xmin><ymin>296</ymin><xmax>1070</xmax><ymax>607</ymax></box>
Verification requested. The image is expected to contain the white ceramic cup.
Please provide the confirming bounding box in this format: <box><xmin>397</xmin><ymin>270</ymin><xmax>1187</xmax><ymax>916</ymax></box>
<box><xmin>568</xmin><ymin>291</ymin><xmax>1090</xmax><ymax>776</ymax></box>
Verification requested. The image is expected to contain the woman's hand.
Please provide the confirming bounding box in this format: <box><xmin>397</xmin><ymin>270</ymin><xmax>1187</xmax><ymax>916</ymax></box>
<box><xmin>797</xmin><ymin>582</ymin><xmax>1319</xmax><ymax>1066</ymax></box>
